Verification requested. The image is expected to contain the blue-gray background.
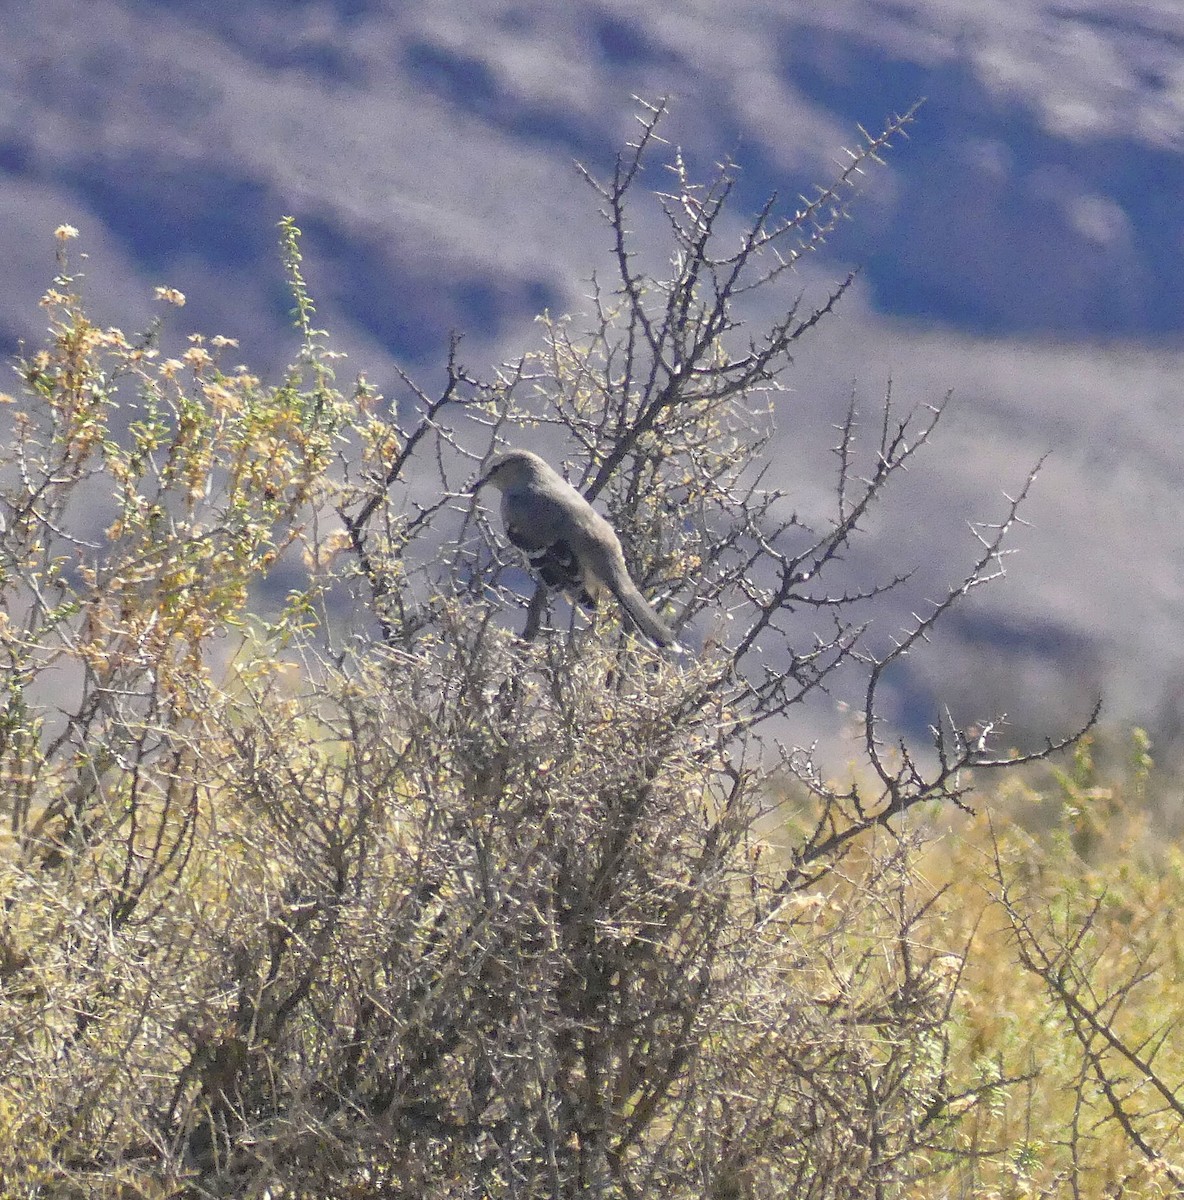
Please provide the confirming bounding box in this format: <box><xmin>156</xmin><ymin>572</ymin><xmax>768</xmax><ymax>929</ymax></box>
<box><xmin>4</xmin><ymin>1</ymin><xmax>1180</xmax><ymax>756</ymax></box>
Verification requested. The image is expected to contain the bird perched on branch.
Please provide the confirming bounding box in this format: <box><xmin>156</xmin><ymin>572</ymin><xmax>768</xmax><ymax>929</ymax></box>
<box><xmin>473</xmin><ymin>449</ymin><xmax>676</xmax><ymax>648</ymax></box>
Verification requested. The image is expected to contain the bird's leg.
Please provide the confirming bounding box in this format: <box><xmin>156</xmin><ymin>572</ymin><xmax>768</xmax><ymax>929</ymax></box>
<box><xmin>565</xmin><ymin>596</ymin><xmax>593</xmax><ymax>646</ymax></box>
<box><xmin>522</xmin><ymin>585</ymin><xmax>548</xmax><ymax>642</ymax></box>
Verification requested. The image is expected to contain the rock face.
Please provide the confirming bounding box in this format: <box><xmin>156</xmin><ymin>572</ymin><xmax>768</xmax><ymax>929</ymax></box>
<box><xmin>3</xmin><ymin>0</ymin><xmax>1183</xmax><ymax>750</ymax></box>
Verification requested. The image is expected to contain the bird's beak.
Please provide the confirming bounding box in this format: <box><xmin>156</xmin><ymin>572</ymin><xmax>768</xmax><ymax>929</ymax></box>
<box><xmin>469</xmin><ymin>460</ymin><xmax>500</xmax><ymax>493</ymax></box>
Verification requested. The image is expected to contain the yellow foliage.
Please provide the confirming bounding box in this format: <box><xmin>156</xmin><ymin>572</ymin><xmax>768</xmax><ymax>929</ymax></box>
<box><xmin>907</xmin><ymin>733</ymin><xmax>1184</xmax><ymax>1199</ymax></box>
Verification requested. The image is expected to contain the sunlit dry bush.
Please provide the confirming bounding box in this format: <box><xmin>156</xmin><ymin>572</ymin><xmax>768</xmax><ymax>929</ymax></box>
<box><xmin>0</xmin><ymin>106</ymin><xmax>1100</xmax><ymax>1198</ymax></box>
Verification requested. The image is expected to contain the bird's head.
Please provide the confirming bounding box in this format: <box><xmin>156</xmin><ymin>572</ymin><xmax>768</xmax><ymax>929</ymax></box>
<box><xmin>470</xmin><ymin>449</ymin><xmax>547</xmax><ymax>494</ymax></box>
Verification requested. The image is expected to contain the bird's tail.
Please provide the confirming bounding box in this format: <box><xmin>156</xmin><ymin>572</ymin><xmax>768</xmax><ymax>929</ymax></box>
<box><xmin>611</xmin><ymin>581</ymin><xmax>677</xmax><ymax>648</ymax></box>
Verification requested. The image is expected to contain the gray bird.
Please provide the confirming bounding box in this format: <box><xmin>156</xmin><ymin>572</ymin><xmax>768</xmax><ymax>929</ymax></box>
<box><xmin>473</xmin><ymin>449</ymin><xmax>676</xmax><ymax>647</ymax></box>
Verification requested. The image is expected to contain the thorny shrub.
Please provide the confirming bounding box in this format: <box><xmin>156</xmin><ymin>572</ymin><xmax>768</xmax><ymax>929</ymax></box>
<box><xmin>0</xmin><ymin>104</ymin><xmax>1103</xmax><ymax>1198</ymax></box>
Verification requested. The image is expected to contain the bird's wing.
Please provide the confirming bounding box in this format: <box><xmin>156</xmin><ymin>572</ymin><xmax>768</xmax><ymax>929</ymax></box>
<box><xmin>504</xmin><ymin>519</ymin><xmax>598</xmax><ymax>611</ymax></box>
